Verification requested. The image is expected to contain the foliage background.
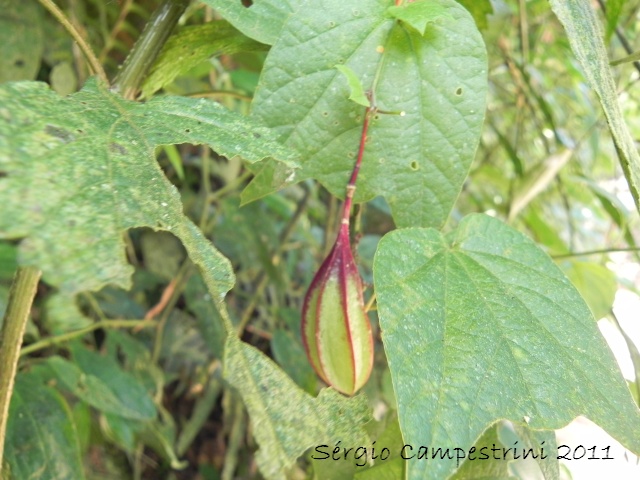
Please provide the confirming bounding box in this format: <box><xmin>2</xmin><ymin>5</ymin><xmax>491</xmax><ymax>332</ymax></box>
<box><xmin>1</xmin><ymin>0</ymin><xmax>640</xmax><ymax>479</ymax></box>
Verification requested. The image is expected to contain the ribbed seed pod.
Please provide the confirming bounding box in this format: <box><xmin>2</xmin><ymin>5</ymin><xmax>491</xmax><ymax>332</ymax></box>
<box><xmin>301</xmin><ymin>222</ymin><xmax>374</xmax><ymax>395</ymax></box>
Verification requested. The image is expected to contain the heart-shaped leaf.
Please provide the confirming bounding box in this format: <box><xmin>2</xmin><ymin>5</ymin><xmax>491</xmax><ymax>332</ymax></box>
<box><xmin>373</xmin><ymin>214</ymin><xmax>640</xmax><ymax>480</ymax></box>
<box><xmin>245</xmin><ymin>0</ymin><xmax>487</xmax><ymax>228</ymax></box>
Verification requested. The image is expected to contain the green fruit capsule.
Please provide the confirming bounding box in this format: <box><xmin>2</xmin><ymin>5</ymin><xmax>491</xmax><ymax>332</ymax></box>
<box><xmin>301</xmin><ymin>223</ymin><xmax>374</xmax><ymax>395</ymax></box>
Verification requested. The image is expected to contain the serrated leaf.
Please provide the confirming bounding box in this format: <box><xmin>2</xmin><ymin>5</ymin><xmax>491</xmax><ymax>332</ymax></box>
<box><xmin>141</xmin><ymin>20</ymin><xmax>267</xmax><ymax>98</ymax></box>
<box><xmin>0</xmin><ymin>79</ymin><xmax>296</xmax><ymax>296</ymax></box>
<box><xmin>202</xmin><ymin>0</ymin><xmax>306</xmax><ymax>45</ymax></box>
<box><xmin>335</xmin><ymin>65</ymin><xmax>370</xmax><ymax>107</ymax></box>
<box><xmin>387</xmin><ymin>0</ymin><xmax>451</xmax><ymax>36</ymax></box>
<box><xmin>223</xmin><ymin>335</ymin><xmax>372</xmax><ymax>480</ymax></box>
<box><xmin>550</xmin><ymin>0</ymin><xmax>640</xmax><ymax>215</ymax></box>
<box><xmin>4</xmin><ymin>374</ymin><xmax>86</xmax><ymax>479</ymax></box>
<box><xmin>246</xmin><ymin>0</ymin><xmax>487</xmax><ymax>228</ymax></box>
<box><xmin>0</xmin><ymin>0</ymin><xmax>44</xmax><ymax>82</ymax></box>
<box><xmin>373</xmin><ymin>214</ymin><xmax>640</xmax><ymax>480</ymax></box>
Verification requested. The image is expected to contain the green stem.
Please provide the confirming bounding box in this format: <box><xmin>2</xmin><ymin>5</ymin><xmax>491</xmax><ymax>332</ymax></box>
<box><xmin>0</xmin><ymin>267</ymin><xmax>41</xmax><ymax>474</ymax></box>
<box><xmin>221</xmin><ymin>394</ymin><xmax>245</xmax><ymax>480</ymax></box>
<box><xmin>552</xmin><ymin>247</ymin><xmax>640</xmax><ymax>259</ymax></box>
<box><xmin>112</xmin><ymin>0</ymin><xmax>189</xmax><ymax>99</ymax></box>
<box><xmin>19</xmin><ymin>319</ymin><xmax>154</xmax><ymax>357</ymax></box>
<box><xmin>37</xmin><ymin>0</ymin><xmax>108</xmax><ymax>83</ymax></box>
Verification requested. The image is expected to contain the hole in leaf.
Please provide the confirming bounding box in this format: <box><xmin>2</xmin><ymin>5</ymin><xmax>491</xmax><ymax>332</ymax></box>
<box><xmin>0</xmin><ymin>171</ymin><xmax>6</xmax><ymax>178</ymax></box>
<box><xmin>241</xmin><ymin>0</ymin><xmax>253</xmax><ymax>7</ymax></box>
<box><xmin>455</xmin><ymin>87</ymin><xmax>463</xmax><ymax>96</ymax></box>
<box><xmin>322</xmin><ymin>111</ymin><xmax>329</xmax><ymax>117</ymax></box>
<box><xmin>185</xmin><ymin>128</ymin><xmax>191</xmax><ymax>133</ymax></box>
<box><xmin>253</xmin><ymin>132</ymin><xmax>262</xmax><ymax>139</ymax></box>
<box><xmin>410</xmin><ymin>161</ymin><xmax>419</xmax><ymax>170</ymax></box>
<box><xmin>14</xmin><ymin>59</ymin><xmax>25</xmax><ymax>68</ymax></box>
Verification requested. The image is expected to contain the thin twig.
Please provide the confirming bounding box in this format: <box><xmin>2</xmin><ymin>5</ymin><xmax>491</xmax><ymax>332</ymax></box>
<box><xmin>552</xmin><ymin>247</ymin><xmax>640</xmax><ymax>259</ymax></box>
<box><xmin>151</xmin><ymin>262</ymin><xmax>193</xmax><ymax>363</ymax></box>
<box><xmin>145</xmin><ymin>278</ymin><xmax>178</xmax><ymax>321</ymax></box>
<box><xmin>37</xmin><ymin>0</ymin><xmax>108</xmax><ymax>83</ymax></box>
<box><xmin>98</xmin><ymin>0</ymin><xmax>134</xmax><ymax>63</ymax></box>
<box><xmin>19</xmin><ymin>319</ymin><xmax>154</xmax><ymax>357</ymax></box>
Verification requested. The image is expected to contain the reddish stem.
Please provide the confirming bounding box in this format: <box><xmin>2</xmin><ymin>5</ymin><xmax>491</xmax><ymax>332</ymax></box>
<box><xmin>341</xmin><ymin>105</ymin><xmax>373</xmax><ymax>227</ymax></box>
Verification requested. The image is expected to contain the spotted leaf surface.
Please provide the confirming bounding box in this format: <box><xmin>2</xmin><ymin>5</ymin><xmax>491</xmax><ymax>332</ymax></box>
<box><xmin>0</xmin><ymin>79</ymin><xmax>296</xmax><ymax>295</ymax></box>
<box><xmin>245</xmin><ymin>0</ymin><xmax>487</xmax><ymax>228</ymax></box>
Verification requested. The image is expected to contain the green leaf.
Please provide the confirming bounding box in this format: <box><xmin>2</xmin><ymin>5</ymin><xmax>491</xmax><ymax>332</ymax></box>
<box><xmin>387</xmin><ymin>0</ymin><xmax>451</xmax><ymax>36</ymax></box>
<box><xmin>508</xmin><ymin>424</ymin><xmax>559</xmax><ymax>480</ymax></box>
<box><xmin>202</xmin><ymin>0</ymin><xmax>305</xmax><ymax>45</ymax></box>
<box><xmin>0</xmin><ymin>79</ymin><xmax>296</xmax><ymax>297</ymax></box>
<box><xmin>271</xmin><ymin>328</ymin><xmax>318</xmax><ymax>393</ymax></box>
<box><xmin>140</xmin><ymin>230</ymin><xmax>185</xmax><ymax>280</ymax></box>
<box><xmin>354</xmin><ymin>459</ymin><xmax>405</xmax><ymax>480</ymax></box>
<box><xmin>605</xmin><ymin>0</ymin><xmax>624</xmax><ymax>41</ymax></box>
<box><xmin>455</xmin><ymin>0</ymin><xmax>493</xmax><ymax>30</ymax></box>
<box><xmin>4</xmin><ymin>374</ymin><xmax>86</xmax><ymax>479</ymax></box>
<box><xmin>373</xmin><ymin>213</ymin><xmax>640</xmax><ymax>480</ymax></box>
<box><xmin>43</xmin><ymin>292</ymin><xmax>92</xmax><ymax>335</ymax></box>
<box><xmin>223</xmin><ymin>335</ymin><xmax>372</xmax><ymax>480</ymax></box>
<box><xmin>562</xmin><ymin>261</ymin><xmax>617</xmax><ymax>320</ymax></box>
<box><xmin>246</xmin><ymin>0</ymin><xmax>487</xmax><ymax>228</ymax></box>
<box><xmin>0</xmin><ymin>0</ymin><xmax>44</xmax><ymax>82</ymax></box>
<box><xmin>0</xmin><ymin>243</ymin><xmax>18</xmax><ymax>280</ymax></box>
<box><xmin>335</xmin><ymin>65</ymin><xmax>370</xmax><ymax>107</ymax></box>
<box><xmin>47</xmin><ymin>354</ymin><xmax>156</xmax><ymax>420</ymax></box>
<box><xmin>451</xmin><ymin>424</ymin><xmax>515</xmax><ymax>480</ymax></box>
<box><xmin>184</xmin><ymin>274</ymin><xmax>227</xmax><ymax>358</ymax></box>
<box><xmin>549</xmin><ymin>0</ymin><xmax>640</xmax><ymax>216</ymax></box>
<box><xmin>352</xmin><ymin>413</ymin><xmax>406</xmax><ymax>479</ymax></box>
<box><xmin>141</xmin><ymin>20</ymin><xmax>267</xmax><ymax>98</ymax></box>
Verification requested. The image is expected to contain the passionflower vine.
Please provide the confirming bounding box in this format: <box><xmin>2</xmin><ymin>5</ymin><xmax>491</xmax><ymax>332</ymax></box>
<box><xmin>301</xmin><ymin>100</ymin><xmax>375</xmax><ymax>395</ymax></box>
